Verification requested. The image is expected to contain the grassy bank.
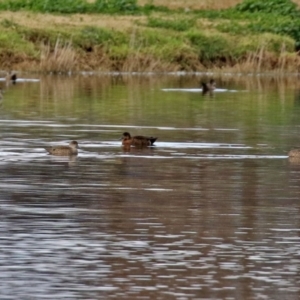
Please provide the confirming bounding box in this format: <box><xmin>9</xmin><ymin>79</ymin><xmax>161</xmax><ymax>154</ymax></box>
<box><xmin>0</xmin><ymin>0</ymin><xmax>300</xmax><ymax>73</ymax></box>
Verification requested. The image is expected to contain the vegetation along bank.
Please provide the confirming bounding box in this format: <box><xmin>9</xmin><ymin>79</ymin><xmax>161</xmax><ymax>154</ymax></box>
<box><xmin>1</xmin><ymin>0</ymin><xmax>300</xmax><ymax>73</ymax></box>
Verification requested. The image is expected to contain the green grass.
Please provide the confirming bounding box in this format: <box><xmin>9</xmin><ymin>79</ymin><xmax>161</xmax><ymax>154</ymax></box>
<box><xmin>0</xmin><ymin>0</ymin><xmax>139</xmax><ymax>14</ymax></box>
<box><xmin>196</xmin><ymin>0</ymin><xmax>300</xmax><ymax>50</ymax></box>
<box><xmin>0</xmin><ymin>28</ymin><xmax>36</xmax><ymax>56</ymax></box>
<box><xmin>146</xmin><ymin>16</ymin><xmax>196</xmax><ymax>31</ymax></box>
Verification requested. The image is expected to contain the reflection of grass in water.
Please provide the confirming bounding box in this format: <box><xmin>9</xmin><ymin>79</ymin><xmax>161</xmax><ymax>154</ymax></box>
<box><xmin>3</xmin><ymin>74</ymin><xmax>299</xmax><ymax>128</ymax></box>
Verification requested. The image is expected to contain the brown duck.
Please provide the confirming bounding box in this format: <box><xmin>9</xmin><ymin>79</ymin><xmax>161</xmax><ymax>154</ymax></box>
<box><xmin>45</xmin><ymin>141</ymin><xmax>79</xmax><ymax>156</ymax></box>
<box><xmin>121</xmin><ymin>132</ymin><xmax>157</xmax><ymax>147</ymax></box>
<box><xmin>288</xmin><ymin>148</ymin><xmax>300</xmax><ymax>158</ymax></box>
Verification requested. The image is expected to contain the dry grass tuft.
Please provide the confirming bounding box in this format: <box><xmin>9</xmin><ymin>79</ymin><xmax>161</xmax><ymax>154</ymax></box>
<box><xmin>121</xmin><ymin>53</ymin><xmax>170</xmax><ymax>72</ymax></box>
<box><xmin>39</xmin><ymin>39</ymin><xmax>76</xmax><ymax>73</ymax></box>
<box><xmin>209</xmin><ymin>44</ymin><xmax>300</xmax><ymax>74</ymax></box>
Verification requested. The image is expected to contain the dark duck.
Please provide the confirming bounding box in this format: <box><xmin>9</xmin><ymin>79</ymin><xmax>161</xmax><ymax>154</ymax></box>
<box><xmin>121</xmin><ymin>132</ymin><xmax>157</xmax><ymax>148</ymax></box>
<box><xmin>201</xmin><ymin>79</ymin><xmax>216</xmax><ymax>95</ymax></box>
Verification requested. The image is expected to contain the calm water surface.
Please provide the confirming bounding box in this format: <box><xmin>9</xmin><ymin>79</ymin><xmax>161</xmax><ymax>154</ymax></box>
<box><xmin>0</xmin><ymin>74</ymin><xmax>300</xmax><ymax>299</ymax></box>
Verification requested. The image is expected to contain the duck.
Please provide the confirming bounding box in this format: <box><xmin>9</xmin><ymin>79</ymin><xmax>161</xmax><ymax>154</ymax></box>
<box><xmin>121</xmin><ymin>132</ymin><xmax>157</xmax><ymax>147</ymax></box>
<box><xmin>288</xmin><ymin>148</ymin><xmax>300</xmax><ymax>158</ymax></box>
<box><xmin>44</xmin><ymin>141</ymin><xmax>79</xmax><ymax>156</ymax></box>
<box><xmin>6</xmin><ymin>71</ymin><xmax>17</xmax><ymax>84</ymax></box>
<box><xmin>201</xmin><ymin>79</ymin><xmax>216</xmax><ymax>94</ymax></box>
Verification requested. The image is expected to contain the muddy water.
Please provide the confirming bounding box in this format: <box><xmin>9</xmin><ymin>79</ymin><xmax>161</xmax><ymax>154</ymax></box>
<box><xmin>0</xmin><ymin>74</ymin><xmax>300</xmax><ymax>299</ymax></box>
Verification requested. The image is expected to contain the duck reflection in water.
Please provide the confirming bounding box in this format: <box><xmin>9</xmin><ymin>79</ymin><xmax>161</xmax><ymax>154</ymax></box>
<box><xmin>122</xmin><ymin>144</ymin><xmax>156</xmax><ymax>154</ymax></box>
<box><xmin>47</xmin><ymin>154</ymin><xmax>78</xmax><ymax>168</ymax></box>
<box><xmin>0</xmin><ymin>88</ymin><xmax>3</xmax><ymax>109</ymax></box>
<box><xmin>201</xmin><ymin>79</ymin><xmax>216</xmax><ymax>96</ymax></box>
<box><xmin>121</xmin><ymin>132</ymin><xmax>157</xmax><ymax>148</ymax></box>
<box><xmin>44</xmin><ymin>141</ymin><xmax>79</xmax><ymax>156</ymax></box>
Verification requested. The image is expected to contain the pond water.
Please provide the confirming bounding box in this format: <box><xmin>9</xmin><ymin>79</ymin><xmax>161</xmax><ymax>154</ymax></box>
<box><xmin>1</xmin><ymin>73</ymin><xmax>300</xmax><ymax>299</ymax></box>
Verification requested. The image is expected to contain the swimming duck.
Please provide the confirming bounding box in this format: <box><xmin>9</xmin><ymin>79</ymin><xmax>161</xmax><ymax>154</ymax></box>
<box><xmin>6</xmin><ymin>71</ymin><xmax>17</xmax><ymax>84</ymax></box>
<box><xmin>288</xmin><ymin>148</ymin><xmax>300</xmax><ymax>158</ymax></box>
<box><xmin>201</xmin><ymin>79</ymin><xmax>216</xmax><ymax>94</ymax></box>
<box><xmin>121</xmin><ymin>132</ymin><xmax>157</xmax><ymax>147</ymax></box>
<box><xmin>44</xmin><ymin>141</ymin><xmax>79</xmax><ymax>156</ymax></box>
